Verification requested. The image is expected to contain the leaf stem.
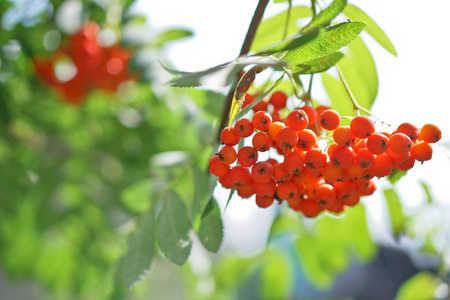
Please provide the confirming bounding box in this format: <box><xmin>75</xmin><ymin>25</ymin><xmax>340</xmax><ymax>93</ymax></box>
<box><xmin>217</xmin><ymin>0</ymin><xmax>270</xmax><ymax>141</ymax></box>
<box><xmin>335</xmin><ymin>64</ymin><xmax>371</xmax><ymax>115</ymax></box>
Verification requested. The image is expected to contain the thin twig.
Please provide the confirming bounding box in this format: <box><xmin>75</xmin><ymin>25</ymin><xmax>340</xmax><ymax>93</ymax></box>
<box><xmin>217</xmin><ymin>0</ymin><xmax>270</xmax><ymax>141</ymax></box>
<box><xmin>335</xmin><ymin>64</ymin><xmax>371</xmax><ymax>115</ymax></box>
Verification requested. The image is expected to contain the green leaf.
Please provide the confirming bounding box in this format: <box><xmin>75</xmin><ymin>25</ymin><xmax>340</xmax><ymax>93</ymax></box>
<box><xmin>281</xmin><ymin>21</ymin><xmax>366</xmax><ymax>66</ymax></box>
<box><xmin>420</xmin><ymin>181</ymin><xmax>434</xmax><ymax>204</ymax></box>
<box><xmin>387</xmin><ymin>169</ymin><xmax>407</xmax><ymax>185</ymax></box>
<box><xmin>121</xmin><ymin>210</ymin><xmax>156</xmax><ymax>288</ymax></box>
<box><xmin>251</xmin><ymin>6</ymin><xmax>312</xmax><ymax>52</ymax></box>
<box><xmin>291</xmin><ymin>51</ymin><xmax>344</xmax><ymax>74</ymax></box>
<box><xmin>165</xmin><ymin>56</ymin><xmax>285</xmax><ymax>88</ymax></box>
<box><xmin>191</xmin><ymin>165</ymin><xmax>211</xmax><ymax>220</ymax></box>
<box><xmin>343</xmin><ymin>4</ymin><xmax>397</xmax><ymax>56</ymax></box>
<box><xmin>153</xmin><ymin>28</ymin><xmax>193</xmax><ymax>48</ymax></box>
<box><xmin>0</xmin><ymin>83</ymin><xmax>11</xmax><ymax>134</ymax></box>
<box><xmin>383</xmin><ymin>188</ymin><xmax>405</xmax><ymax>237</ymax></box>
<box><xmin>259</xmin><ymin>250</ymin><xmax>293</xmax><ymax>300</ymax></box>
<box><xmin>121</xmin><ymin>179</ymin><xmax>152</xmax><ymax>214</ymax></box>
<box><xmin>156</xmin><ymin>190</ymin><xmax>192</xmax><ymax>265</ymax></box>
<box><xmin>197</xmin><ymin>198</ymin><xmax>223</xmax><ymax>253</ymax></box>
<box><xmin>322</xmin><ymin>36</ymin><xmax>378</xmax><ymax>116</ymax></box>
<box><xmin>303</xmin><ymin>0</ymin><xmax>347</xmax><ymax>32</ymax></box>
<box><xmin>395</xmin><ymin>272</ymin><xmax>439</xmax><ymax>300</ymax></box>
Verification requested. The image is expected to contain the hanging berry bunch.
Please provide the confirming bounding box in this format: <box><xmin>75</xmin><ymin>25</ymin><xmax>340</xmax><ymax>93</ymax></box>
<box><xmin>209</xmin><ymin>89</ymin><xmax>442</xmax><ymax>218</ymax></box>
<box><xmin>33</xmin><ymin>21</ymin><xmax>137</xmax><ymax>104</ymax></box>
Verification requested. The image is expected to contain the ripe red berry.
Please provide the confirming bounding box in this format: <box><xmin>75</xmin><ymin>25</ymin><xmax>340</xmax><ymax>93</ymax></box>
<box><xmin>269</xmin><ymin>91</ymin><xmax>287</xmax><ymax>109</ymax></box>
<box><xmin>252</xmin><ymin>111</ymin><xmax>272</xmax><ymax>131</ymax></box>
<box><xmin>218</xmin><ymin>145</ymin><xmax>237</xmax><ymax>165</ymax></box>
<box><xmin>419</xmin><ymin>124</ymin><xmax>442</xmax><ymax>143</ymax></box>
<box><xmin>329</xmin><ymin>145</ymin><xmax>355</xmax><ymax>169</ymax></box>
<box><xmin>253</xmin><ymin>177</ymin><xmax>277</xmax><ymax>198</ymax></box>
<box><xmin>237</xmin><ymin>146</ymin><xmax>258</xmax><ymax>167</ymax></box>
<box><xmin>283</xmin><ymin>151</ymin><xmax>304</xmax><ymax>176</ymax></box>
<box><xmin>273</xmin><ymin>163</ymin><xmax>292</xmax><ymax>183</ymax></box>
<box><xmin>300</xmin><ymin>105</ymin><xmax>318</xmax><ymax>126</ymax></box>
<box><xmin>367</xmin><ymin>133</ymin><xmax>389</xmax><ymax>155</ymax></box>
<box><xmin>304</xmin><ymin>148</ymin><xmax>327</xmax><ymax>172</ymax></box>
<box><xmin>251</xmin><ymin>161</ymin><xmax>273</xmax><ymax>183</ymax></box>
<box><xmin>220</xmin><ymin>127</ymin><xmax>240</xmax><ymax>146</ymax></box>
<box><xmin>209</xmin><ymin>155</ymin><xmax>230</xmax><ymax>177</ymax></box>
<box><xmin>275</xmin><ymin>127</ymin><xmax>298</xmax><ymax>151</ymax></box>
<box><xmin>234</xmin><ymin>118</ymin><xmax>254</xmax><ymax>138</ymax></box>
<box><xmin>350</xmin><ymin>115</ymin><xmax>375</xmax><ymax>139</ymax></box>
<box><xmin>396</xmin><ymin>122</ymin><xmax>419</xmax><ymax>142</ymax></box>
<box><xmin>300</xmin><ymin>198</ymin><xmax>323</xmax><ymax>217</ymax></box>
<box><xmin>277</xmin><ymin>180</ymin><xmax>298</xmax><ymax>200</ymax></box>
<box><xmin>355</xmin><ymin>148</ymin><xmax>375</xmax><ymax>169</ymax></box>
<box><xmin>286</xmin><ymin>109</ymin><xmax>309</xmax><ymax>131</ymax></box>
<box><xmin>255</xmin><ymin>195</ymin><xmax>274</xmax><ymax>208</ymax></box>
<box><xmin>228</xmin><ymin>165</ymin><xmax>252</xmax><ymax>188</ymax></box>
<box><xmin>314</xmin><ymin>183</ymin><xmax>337</xmax><ymax>209</ymax></box>
<box><xmin>388</xmin><ymin>133</ymin><xmax>412</xmax><ymax>155</ymax></box>
<box><xmin>333</xmin><ymin>126</ymin><xmax>353</xmax><ymax>147</ymax></box>
<box><xmin>297</xmin><ymin>129</ymin><xmax>317</xmax><ymax>151</ymax></box>
<box><xmin>252</xmin><ymin>131</ymin><xmax>272</xmax><ymax>152</ymax></box>
<box><xmin>319</xmin><ymin>109</ymin><xmax>341</xmax><ymax>131</ymax></box>
<box><xmin>411</xmin><ymin>141</ymin><xmax>433</xmax><ymax>162</ymax></box>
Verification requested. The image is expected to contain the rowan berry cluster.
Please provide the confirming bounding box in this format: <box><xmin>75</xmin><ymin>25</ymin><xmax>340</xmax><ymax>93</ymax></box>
<box><xmin>209</xmin><ymin>91</ymin><xmax>442</xmax><ymax>218</ymax></box>
<box><xmin>33</xmin><ymin>21</ymin><xmax>137</xmax><ymax>103</ymax></box>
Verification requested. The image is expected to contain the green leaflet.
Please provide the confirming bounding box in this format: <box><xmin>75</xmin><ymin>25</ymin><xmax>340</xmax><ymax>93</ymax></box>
<box><xmin>197</xmin><ymin>198</ymin><xmax>223</xmax><ymax>253</ymax></box>
<box><xmin>395</xmin><ymin>272</ymin><xmax>439</xmax><ymax>300</ymax></box>
<box><xmin>251</xmin><ymin>5</ymin><xmax>312</xmax><ymax>52</ymax></box>
<box><xmin>302</xmin><ymin>0</ymin><xmax>347</xmax><ymax>32</ymax></box>
<box><xmin>259</xmin><ymin>250</ymin><xmax>293</xmax><ymax>300</ymax></box>
<box><xmin>322</xmin><ymin>36</ymin><xmax>378</xmax><ymax>117</ymax></box>
<box><xmin>153</xmin><ymin>28</ymin><xmax>193</xmax><ymax>48</ymax></box>
<box><xmin>281</xmin><ymin>21</ymin><xmax>366</xmax><ymax>66</ymax></box>
<box><xmin>343</xmin><ymin>4</ymin><xmax>397</xmax><ymax>56</ymax></box>
<box><xmin>156</xmin><ymin>190</ymin><xmax>192</xmax><ymax>266</ymax></box>
<box><xmin>121</xmin><ymin>210</ymin><xmax>156</xmax><ymax>288</ymax></box>
<box><xmin>383</xmin><ymin>188</ymin><xmax>405</xmax><ymax>237</ymax></box>
<box><xmin>291</xmin><ymin>51</ymin><xmax>344</xmax><ymax>74</ymax></box>
<box><xmin>191</xmin><ymin>165</ymin><xmax>211</xmax><ymax>220</ymax></box>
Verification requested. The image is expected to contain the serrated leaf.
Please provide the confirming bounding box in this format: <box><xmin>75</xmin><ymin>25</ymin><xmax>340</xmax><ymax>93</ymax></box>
<box><xmin>251</xmin><ymin>5</ymin><xmax>312</xmax><ymax>52</ymax></box>
<box><xmin>157</xmin><ymin>190</ymin><xmax>192</xmax><ymax>265</ymax></box>
<box><xmin>165</xmin><ymin>56</ymin><xmax>284</xmax><ymax>88</ymax></box>
<box><xmin>197</xmin><ymin>198</ymin><xmax>223</xmax><ymax>253</ymax></box>
<box><xmin>153</xmin><ymin>28</ymin><xmax>193</xmax><ymax>48</ymax></box>
<box><xmin>383</xmin><ymin>188</ymin><xmax>405</xmax><ymax>237</ymax></box>
<box><xmin>291</xmin><ymin>51</ymin><xmax>343</xmax><ymax>74</ymax></box>
<box><xmin>121</xmin><ymin>210</ymin><xmax>156</xmax><ymax>289</ymax></box>
<box><xmin>343</xmin><ymin>4</ymin><xmax>397</xmax><ymax>56</ymax></box>
<box><xmin>303</xmin><ymin>0</ymin><xmax>347</xmax><ymax>32</ymax></box>
<box><xmin>281</xmin><ymin>21</ymin><xmax>366</xmax><ymax>66</ymax></box>
<box><xmin>191</xmin><ymin>165</ymin><xmax>211</xmax><ymax>219</ymax></box>
<box><xmin>322</xmin><ymin>36</ymin><xmax>378</xmax><ymax>116</ymax></box>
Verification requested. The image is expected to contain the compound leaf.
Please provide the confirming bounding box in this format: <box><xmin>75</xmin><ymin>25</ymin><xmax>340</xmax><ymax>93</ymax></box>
<box><xmin>157</xmin><ymin>190</ymin><xmax>192</xmax><ymax>266</ymax></box>
<box><xmin>303</xmin><ymin>0</ymin><xmax>347</xmax><ymax>32</ymax></box>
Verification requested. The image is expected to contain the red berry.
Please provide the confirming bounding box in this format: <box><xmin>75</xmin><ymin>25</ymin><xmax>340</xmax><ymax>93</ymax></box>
<box><xmin>234</xmin><ymin>118</ymin><xmax>254</xmax><ymax>138</ymax></box>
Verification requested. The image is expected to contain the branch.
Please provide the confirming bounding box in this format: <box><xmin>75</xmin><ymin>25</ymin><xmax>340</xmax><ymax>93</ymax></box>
<box><xmin>217</xmin><ymin>0</ymin><xmax>270</xmax><ymax>141</ymax></box>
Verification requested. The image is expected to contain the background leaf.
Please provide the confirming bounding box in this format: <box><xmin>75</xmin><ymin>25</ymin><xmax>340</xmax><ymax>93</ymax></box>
<box><xmin>157</xmin><ymin>190</ymin><xmax>192</xmax><ymax>265</ymax></box>
<box><xmin>197</xmin><ymin>197</ymin><xmax>223</xmax><ymax>253</ymax></box>
<box><xmin>303</xmin><ymin>0</ymin><xmax>347</xmax><ymax>32</ymax></box>
<box><xmin>191</xmin><ymin>165</ymin><xmax>212</xmax><ymax>220</ymax></box>
<box><xmin>343</xmin><ymin>4</ymin><xmax>397</xmax><ymax>56</ymax></box>
<box><xmin>153</xmin><ymin>28</ymin><xmax>194</xmax><ymax>48</ymax></box>
<box><xmin>383</xmin><ymin>188</ymin><xmax>406</xmax><ymax>237</ymax></box>
<box><xmin>121</xmin><ymin>210</ymin><xmax>156</xmax><ymax>288</ymax></box>
<box><xmin>322</xmin><ymin>36</ymin><xmax>378</xmax><ymax>116</ymax></box>
<box><xmin>281</xmin><ymin>21</ymin><xmax>366</xmax><ymax>66</ymax></box>
<box><xmin>259</xmin><ymin>250</ymin><xmax>293</xmax><ymax>300</ymax></box>
<box><xmin>395</xmin><ymin>271</ymin><xmax>439</xmax><ymax>300</ymax></box>
<box><xmin>251</xmin><ymin>5</ymin><xmax>312</xmax><ymax>52</ymax></box>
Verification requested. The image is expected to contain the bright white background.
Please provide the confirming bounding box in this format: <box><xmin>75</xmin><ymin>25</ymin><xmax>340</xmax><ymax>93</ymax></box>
<box><xmin>135</xmin><ymin>0</ymin><xmax>450</xmax><ymax>253</ymax></box>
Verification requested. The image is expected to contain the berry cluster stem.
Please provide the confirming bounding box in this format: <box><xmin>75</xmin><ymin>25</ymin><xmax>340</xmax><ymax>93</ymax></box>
<box><xmin>217</xmin><ymin>0</ymin><xmax>270</xmax><ymax>141</ymax></box>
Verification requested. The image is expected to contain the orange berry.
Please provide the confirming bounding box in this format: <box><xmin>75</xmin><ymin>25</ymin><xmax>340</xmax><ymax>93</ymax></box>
<box><xmin>234</xmin><ymin>118</ymin><xmax>254</xmax><ymax>138</ymax></box>
<box><xmin>329</xmin><ymin>144</ymin><xmax>355</xmax><ymax>169</ymax></box>
<box><xmin>322</xmin><ymin>161</ymin><xmax>342</xmax><ymax>183</ymax></box>
<box><xmin>269</xmin><ymin>91</ymin><xmax>287</xmax><ymax>109</ymax></box>
<box><xmin>218</xmin><ymin>173</ymin><xmax>232</xmax><ymax>189</ymax></box>
<box><xmin>273</xmin><ymin>162</ymin><xmax>292</xmax><ymax>183</ymax></box>
<box><xmin>277</xmin><ymin>180</ymin><xmax>298</xmax><ymax>200</ymax></box>
<box><xmin>252</xmin><ymin>111</ymin><xmax>272</xmax><ymax>131</ymax></box>
<box><xmin>314</xmin><ymin>183</ymin><xmax>337</xmax><ymax>209</ymax></box>
<box><xmin>411</xmin><ymin>141</ymin><xmax>433</xmax><ymax>162</ymax></box>
<box><xmin>350</xmin><ymin>115</ymin><xmax>375</xmax><ymax>139</ymax></box>
<box><xmin>253</xmin><ymin>177</ymin><xmax>277</xmax><ymax>198</ymax></box>
<box><xmin>268</xmin><ymin>121</ymin><xmax>286</xmax><ymax>140</ymax></box>
<box><xmin>275</xmin><ymin>127</ymin><xmax>298</xmax><ymax>151</ymax></box>
<box><xmin>252</xmin><ymin>131</ymin><xmax>272</xmax><ymax>152</ymax></box>
<box><xmin>283</xmin><ymin>151</ymin><xmax>304</xmax><ymax>176</ymax></box>
<box><xmin>255</xmin><ymin>195</ymin><xmax>274</xmax><ymax>208</ymax></box>
<box><xmin>419</xmin><ymin>123</ymin><xmax>441</xmax><ymax>143</ymax></box>
<box><xmin>251</xmin><ymin>161</ymin><xmax>273</xmax><ymax>183</ymax></box>
<box><xmin>218</xmin><ymin>145</ymin><xmax>237</xmax><ymax>165</ymax></box>
<box><xmin>286</xmin><ymin>109</ymin><xmax>309</xmax><ymax>131</ymax></box>
<box><xmin>297</xmin><ymin>129</ymin><xmax>317</xmax><ymax>151</ymax></box>
<box><xmin>220</xmin><ymin>127</ymin><xmax>240</xmax><ymax>146</ymax></box>
<box><xmin>368</xmin><ymin>153</ymin><xmax>394</xmax><ymax>178</ymax></box>
<box><xmin>396</xmin><ymin>122</ymin><xmax>419</xmax><ymax>142</ymax></box>
<box><xmin>319</xmin><ymin>109</ymin><xmax>341</xmax><ymax>131</ymax></box>
<box><xmin>333</xmin><ymin>126</ymin><xmax>353</xmax><ymax>147</ymax></box>
<box><xmin>304</xmin><ymin>148</ymin><xmax>327</xmax><ymax>172</ymax></box>
<box><xmin>355</xmin><ymin>179</ymin><xmax>376</xmax><ymax>196</ymax></box>
<box><xmin>209</xmin><ymin>155</ymin><xmax>230</xmax><ymax>177</ymax></box>
<box><xmin>396</xmin><ymin>156</ymin><xmax>415</xmax><ymax>171</ymax></box>
<box><xmin>345</xmin><ymin>162</ymin><xmax>365</xmax><ymax>180</ymax></box>
<box><xmin>300</xmin><ymin>105</ymin><xmax>318</xmax><ymax>126</ymax></box>
<box><xmin>333</xmin><ymin>180</ymin><xmax>356</xmax><ymax>203</ymax></box>
<box><xmin>237</xmin><ymin>146</ymin><xmax>258</xmax><ymax>167</ymax></box>
<box><xmin>300</xmin><ymin>198</ymin><xmax>323</xmax><ymax>218</ymax></box>
<box><xmin>388</xmin><ymin>148</ymin><xmax>411</xmax><ymax>164</ymax></box>
<box><xmin>367</xmin><ymin>133</ymin><xmax>389</xmax><ymax>155</ymax></box>
<box><xmin>228</xmin><ymin>165</ymin><xmax>252</xmax><ymax>188</ymax></box>
<box><xmin>388</xmin><ymin>133</ymin><xmax>412</xmax><ymax>155</ymax></box>
<box><xmin>237</xmin><ymin>184</ymin><xmax>255</xmax><ymax>199</ymax></box>
<box><xmin>355</xmin><ymin>148</ymin><xmax>375</xmax><ymax>169</ymax></box>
